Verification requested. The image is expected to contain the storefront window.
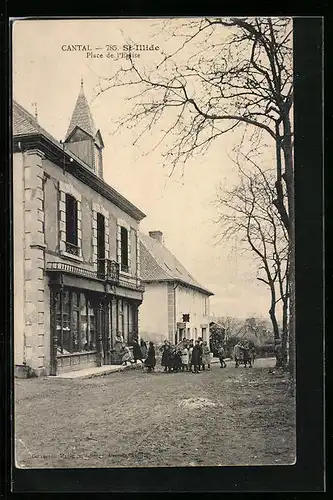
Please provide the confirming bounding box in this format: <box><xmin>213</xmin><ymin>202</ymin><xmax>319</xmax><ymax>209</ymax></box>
<box><xmin>87</xmin><ymin>301</ymin><xmax>96</xmax><ymax>350</ymax></box>
<box><xmin>55</xmin><ymin>288</ymin><xmax>97</xmax><ymax>355</ymax></box>
<box><xmin>62</xmin><ymin>290</ymin><xmax>72</xmax><ymax>353</ymax></box>
<box><xmin>128</xmin><ymin>303</ymin><xmax>134</xmax><ymax>344</ymax></box>
<box><xmin>123</xmin><ymin>302</ymin><xmax>129</xmax><ymax>342</ymax></box>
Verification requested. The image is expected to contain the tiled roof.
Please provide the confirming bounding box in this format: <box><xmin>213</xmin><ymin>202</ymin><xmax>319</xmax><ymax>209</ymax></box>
<box><xmin>12</xmin><ymin>99</ymin><xmax>146</xmax><ymax>222</ymax></box>
<box><xmin>13</xmin><ymin>101</ymin><xmax>57</xmax><ymax>143</ymax></box>
<box><xmin>139</xmin><ymin>232</ymin><xmax>213</xmax><ymax>295</ymax></box>
<box><xmin>65</xmin><ymin>83</ymin><xmax>97</xmax><ymax>140</ymax></box>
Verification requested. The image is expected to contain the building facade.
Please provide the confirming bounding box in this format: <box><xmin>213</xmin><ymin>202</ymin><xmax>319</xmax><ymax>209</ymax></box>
<box><xmin>13</xmin><ymin>83</ymin><xmax>146</xmax><ymax>376</ymax></box>
<box><xmin>139</xmin><ymin>231</ymin><xmax>213</xmax><ymax>345</ymax></box>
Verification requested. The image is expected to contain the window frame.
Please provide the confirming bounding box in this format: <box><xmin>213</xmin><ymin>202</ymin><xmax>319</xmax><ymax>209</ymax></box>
<box><xmin>56</xmin><ymin>288</ymin><xmax>97</xmax><ymax>356</ymax></box>
<box><xmin>59</xmin><ymin>181</ymin><xmax>83</xmax><ymax>262</ymax></box>
<box><xmin>92</xmin><ymin>203</ymin><xmax>110</xmax><ymax>272</ymax></box>
<box><xmin>117</xmin><ymin>219</ymin><xmax>132</xmax><ymax>275</ymax></box>
<box><xmin>65</xmin><ymin>193</ymin><xmax>79</xmax><ymax>253</ymax></box>
<box><xmin>120</xmin><ymin>226</ymin><xmax>129</xmax><ymax>273</ymax></box>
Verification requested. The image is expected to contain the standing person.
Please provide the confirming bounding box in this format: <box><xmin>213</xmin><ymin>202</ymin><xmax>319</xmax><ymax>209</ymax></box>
<box><xmin>140</xmin><ymin>339</ymin><xmax>148</xmax><ymax>360</ymax></box>
<box><xmin>243</xmin><ymin>340</ymin><xmax>252</xmax><ymax>368</ymax></box>
<box><xmin>198</xmin><ymin>338</ymin><xmax>203</xmax><ymax>371</ymax></box>
<box><xmin>233</xmin><ymin>342</ymin><xmax>242</xmax><ymax>368</ymax></box>
<box><xmin>201</xmin><ymin>341</ymin><xmax>211</xmax><ymax>371</ymax></box>
<box><xmin>188</xmin><ymin>339</ymin><xmax>194</xmax><ymax>372</ymax></box>
<box><xmin>161</xmin><ymin>340</ymin><xmax>171</xmax><ymax>372</ymax></box>
<box><xmin>218</xmin><ymin>344</ymin><xmax>227</xmax><ymax>368</ymax></box>
<box><xmin>181</xmin><ymin>344</ymin><xmax>189</xmax><ymax>371</ymax></box>
<box><xmin>274</xmin><ymin>339</ymin><xmax>283</xmax><ymax>368</ymax></box>
<box><xmin>144</xmin><ymin>341</ymin><xmax>156</xmax><ymax>373</ymax></box>
<box><xmin>114</xmin><ymin>331</ymin><xmax>124</xmax><ymax>361</ymax></box>
<box><xmin>191</xmin><ymin>340</ymin><xmax>201</xmax><ymax>373</ymax></box>
<box><xmin>132</xmin><ymin>338</ymin><xmax>143</xmax><ymax>364</ymax></box>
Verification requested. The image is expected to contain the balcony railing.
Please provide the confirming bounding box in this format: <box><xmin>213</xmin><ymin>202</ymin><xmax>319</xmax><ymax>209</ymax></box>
<box><xmin>65</xmin><ymin>241</ymin><xmax>80</xmax><ymax>256</ymax></box>
<box><xmin>46</xmin><ymin>260</ymin><xmax>145</xmax><ymax>290</ymax></box>
<box><xmin>97</xmin><ymin>258</ymin><xmax>120</xmax><ymax>284</ymax></box>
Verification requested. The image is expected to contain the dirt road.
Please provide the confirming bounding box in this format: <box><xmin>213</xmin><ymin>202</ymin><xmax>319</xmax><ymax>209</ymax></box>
<box><xmin>15</xmin><ymin>357</ymin><xmax>295</xmax><ymax>468</ymax></box>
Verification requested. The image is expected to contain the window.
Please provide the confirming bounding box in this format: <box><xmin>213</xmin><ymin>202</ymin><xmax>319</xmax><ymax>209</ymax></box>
<box><xmin>56</xmin><ymin>289</ymin><xmax>96</xmax><ymax>354</ymax></box>
<box><xmin>120</xmin><ymin>226</ymin><xmax>129</xmax><ymax>272</ymax></box>
<box><xmin>94</xmin><ymin>146</ymin><xmax>103</xmax><ymax>178</ymax></box>
<box><xmin>65</xmin><ymin>193</ymin><xmax>78</xmax><ymax>255</ymax></box>
<box><xmin>97</xmin><ymin>213</ymin><xmax>105</xmax><ymax>278</ymax></box>
<box><xmin>204</xmin><ymin>297</ymin><xmax>209</xmax><ymax>316</ymax></box>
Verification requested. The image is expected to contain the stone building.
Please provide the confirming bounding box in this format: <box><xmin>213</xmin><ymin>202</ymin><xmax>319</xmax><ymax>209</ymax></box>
<box><xmin>13</xmin><ymin>82</ymin><xmax>146</xmax><ymax>376</ymax></box>
<box><xmin>139</xmin><ymin>231</ymin><xmax>213</xmax><ymax>345</ymax></box>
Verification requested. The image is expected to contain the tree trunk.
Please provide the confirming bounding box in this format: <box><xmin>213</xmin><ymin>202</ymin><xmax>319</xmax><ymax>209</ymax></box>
<box><xmin>282</xmin><ymin>115</ymin><xmax>295</xmax><ymax>392</ymax></box>
<box><xmin>268</xmin><ymin>281</ymin><xmax>280</xmax><ymax>341</ymax></box>
<box><xmin>281</xmin><ymin>296</ymin><xmax>289</xmax><ymax>367</ymax></box>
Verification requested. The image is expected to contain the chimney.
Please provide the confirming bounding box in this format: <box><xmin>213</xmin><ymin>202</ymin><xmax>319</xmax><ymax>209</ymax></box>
<box><xmin>149</xmin><ymin>230</ymin><xmax>163</xmax><ymax>244</ymax></box>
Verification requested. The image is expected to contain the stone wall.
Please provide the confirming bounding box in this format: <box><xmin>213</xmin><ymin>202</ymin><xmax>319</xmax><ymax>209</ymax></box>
<box><xmin>23</xmin><ymin>150</ymin><xmax>47</xmax><ymax>376</ymax></box>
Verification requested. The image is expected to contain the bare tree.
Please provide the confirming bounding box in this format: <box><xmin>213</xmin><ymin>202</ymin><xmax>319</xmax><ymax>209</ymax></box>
<box><xmin>95</xmin><ymin>17</ymin><xmax>294</xmax><ymax>378</ymax></box>
<box><xmin>216</xmin><ymin>316</ymin><xmax>243</xmax><ymax>339</ymax></box>
<box><xmin>215</xmin><ymin>162</ymin><xmax>289</xmax><ymax>358</ymax></box>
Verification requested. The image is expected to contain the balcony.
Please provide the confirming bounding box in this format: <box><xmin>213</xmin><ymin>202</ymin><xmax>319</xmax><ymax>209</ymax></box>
<box><xmin>97</xmin><ymin>258</ymin><xmax>120</xmax><ymax>284</ymax></box>
<box><xmin>46</xmin><ymin>259</ymin><xmax>144</xmax><ymax>291</ymax></box>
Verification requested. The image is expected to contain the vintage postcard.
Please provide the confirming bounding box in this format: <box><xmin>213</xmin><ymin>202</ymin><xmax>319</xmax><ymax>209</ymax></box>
<box><xmin>12</xmin><ymin>17</ymin><xmax>300</xmax><ymax>472</ymax></box>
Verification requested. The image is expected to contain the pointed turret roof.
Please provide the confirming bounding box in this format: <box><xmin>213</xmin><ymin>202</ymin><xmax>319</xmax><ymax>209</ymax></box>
<box><xmin>65</xmin><ymin>79</ymin><xmax>98</xmax><ymax>140</ymax></box>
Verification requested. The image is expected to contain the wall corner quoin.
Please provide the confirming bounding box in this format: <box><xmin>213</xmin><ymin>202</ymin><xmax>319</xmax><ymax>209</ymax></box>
<box><xmin>23</xmin><ymin>148</ymin><xmax>45</xmax><ymax>166</ymax></box>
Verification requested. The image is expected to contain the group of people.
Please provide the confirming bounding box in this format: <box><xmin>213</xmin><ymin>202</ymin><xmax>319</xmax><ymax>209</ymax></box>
<box><xmin>119</xmin><ymin>335</ymin><xmax>214</xmax><ymax>374</ymax></box>
<box><xmin>160</xmin><ymin>337</ymin><xmax>212</xmax><ymax>374</ymax></box>
<box><xmin>117</xmin><ymin>332</ymin><xmax>257</xmax><ymax>373</ymax></box>
<box><xmin>233</xmin><ymin>340</ymin><xmax>255</xmax><ymax>368</ymax></box>
<box><xmin>119</xmin><ymin>337</ymin><xmax>157</xmax><ymax>373</ymax></box>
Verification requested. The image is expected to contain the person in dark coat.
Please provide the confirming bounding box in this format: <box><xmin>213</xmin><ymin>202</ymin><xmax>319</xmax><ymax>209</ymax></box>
<box><xmin>188</xmin><ymin>339</ymin><xmax>194</xmax><ymax>372</ymax></box>
<box><xmin>173</xmin><ymin>348</ymin><xmax>183</xmax><ymax>372</ymax></box>
<box><xmin>144</xmin><ymin>341</ymin><xmax>156</xmax><ymax>373</ymax></box>
<box><xmin>161</xmin><ymin>340</ymin><xmax>171</xmax><ymax>372</ymax></box>
<box><xmin>191</xmin><ymin>340</ymin><xmax>202</xmax><ymax>373</ymax></box>
<box><xmin>132</xmin><ymin>338</ymin><xmax>143</xmax><ymax>363</ymax></box>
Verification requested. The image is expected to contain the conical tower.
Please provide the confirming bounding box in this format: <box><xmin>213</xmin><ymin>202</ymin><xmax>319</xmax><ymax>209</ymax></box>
<box><xmin>64</xmin><ymin>79</ymin><xmax>104</xmax><ymax>178</ymax></box>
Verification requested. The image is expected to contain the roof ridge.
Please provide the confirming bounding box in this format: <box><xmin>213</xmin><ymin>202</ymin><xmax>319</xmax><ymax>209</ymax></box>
<box><xmin>13</xmin><ymin>100</ymin><xmax>39</xmax><ymax>124</ymax></box>
<box><xmin>139</xmin><ymin>231</ymin><xmax>213</xmax><ymax>295</ymax></box>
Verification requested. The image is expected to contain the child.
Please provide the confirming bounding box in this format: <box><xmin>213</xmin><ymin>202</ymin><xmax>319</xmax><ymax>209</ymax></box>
<box><xmin>181</xmin><ymin>345</ymin><xmax>189</xmax><ymax>371</ymax></box>
<box><xmin>121</xmin><ymin>344</ymin><xmax>133</xmax><ymax>366</ymax></box>
<box><xmin>218</xmin><ymin>344</ymin><xmax>227</xmax><ymax>368</ymax></box>
<box><xmin>233</xmin><ymin>342</ymin><xmax>242</xmax><ymax>368</ymax></box>
<box><xmin>188</xmin><ymin>340</ymin><xmax>194</xmax><ymax>372</ymax></box>
<box><xmin>201</xmin><ymin>341</ymin><xmax>211</xmax><ymax>370</ymax></box>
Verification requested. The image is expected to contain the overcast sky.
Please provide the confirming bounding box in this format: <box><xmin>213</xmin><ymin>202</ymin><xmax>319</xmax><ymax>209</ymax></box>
<box><xmin>13</xmin><ymin>18</ymin><xmax>280</xmax><ymax>320</ymax></box>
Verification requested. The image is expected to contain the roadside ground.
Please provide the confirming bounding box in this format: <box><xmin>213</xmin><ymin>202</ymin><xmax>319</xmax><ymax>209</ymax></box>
<box><xmin>15</xmin><ymin>357</ymin><xmax>295</xmax><ymax>468</ymax></box>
